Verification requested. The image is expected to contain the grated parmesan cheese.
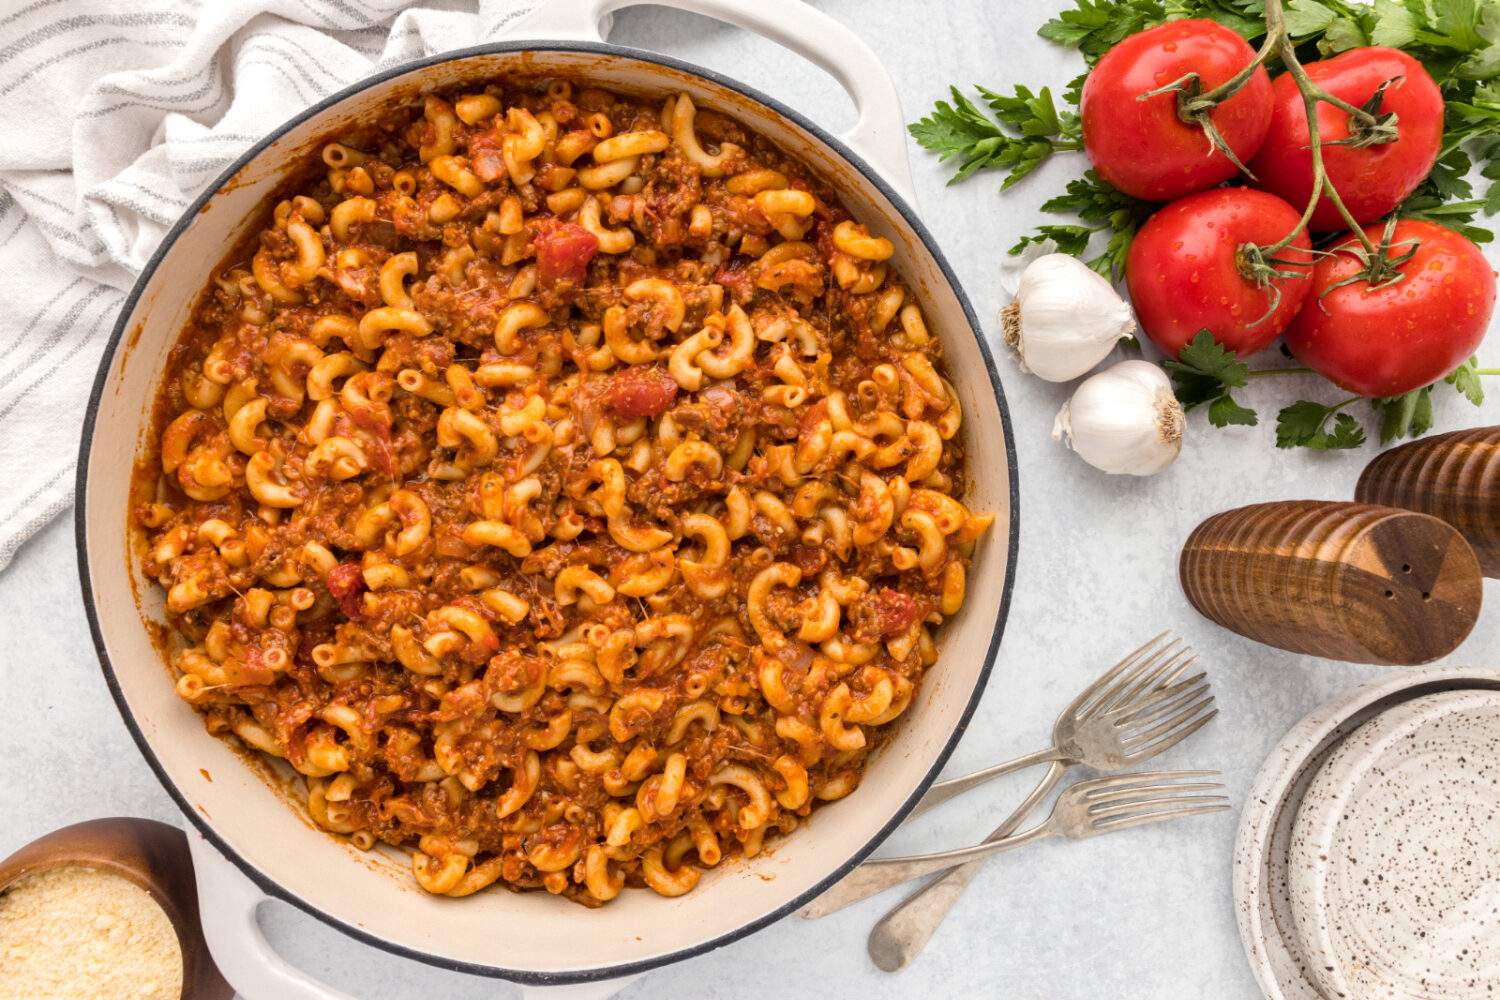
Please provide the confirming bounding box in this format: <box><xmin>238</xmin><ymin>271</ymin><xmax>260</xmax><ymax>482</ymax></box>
<box><xmin>0</xmin><ymin>864</ymin><xmax>183</xmax><ymax>1000</ymax></box>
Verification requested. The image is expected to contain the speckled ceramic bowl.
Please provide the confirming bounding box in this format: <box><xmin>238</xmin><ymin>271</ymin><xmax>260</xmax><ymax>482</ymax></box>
<box><xmin>1233</xmin><ymin>666</ymin><xmax>1500</xmax><ymax>1000</ymax></box>
<box><xmin>1289</xmin><ymin>689</ymin><xmax>1500</xmax><ymax>1000</ymax></box>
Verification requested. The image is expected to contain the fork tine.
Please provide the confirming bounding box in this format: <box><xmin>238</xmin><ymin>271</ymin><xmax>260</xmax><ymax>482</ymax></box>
<box><xmin>1076</xmin><ymin>637</ymin><xmax>1181</xmax><ymax>720</ymax></box>
<box><xmin>1135</xmin><ymin>670</ymin><xmax>1208</xmax><ymax>703</ymax></box>
<box><xmin>1119</xmin><ymin>684</ymin><xmax>1212</xmax><ymax>733</ymax></box>
<box><xmin>1071</xmin><ymin>632</ymin><xmax>1173</xmax><ymax>715</ymax></box>
<box><xmin>1091</xmin><ymin>796</ymin><xmax>1231</xmax><ymax>821</ymax></box>
<box><xmin>1116</xmin><ymin>693</ymin><xmax>1206</xmax><ymax>739</ymax></box>
<box><xmin>1110</xmin><ymin>650</ymin><xmax>1200</xmax><ymax>719</ymax></box>
<box><xmin>1075</xmin><ymin>769</ymin><xmax>1220</xmax><ymax>794</ymax></box>
<box><xmin>1123</xmin><ymin>696</ymin><xmax>1217</xmax><ymax>748</ymax></box>
<box><xmin>1084</xmin><ymin>781</ymin><xmax>1225</xmax><ymax>805</ymax></box>
<box><xmin>1092</xmin><ymin>649</ymin><xmax>1196</xmax><ymax>719</ymax></box>
<box><xmin>1086</xmin><ymin>779</ymin><xmax>1224</xmax><ymax>803</ymax></box>
<box><xmin>1108</xmin><ymin>677</ymin><xmax>1207</xmax><ymax>730</ymax></box>
<box><xmin>1091</xmin><ymin>802</ymin><xmax>1231</xmax><ymax>833</ymax></box>
<box><xmin>1125</xmin><ymin>708</ymin><xmax>1218</xmax><ymax>761</ymax></box>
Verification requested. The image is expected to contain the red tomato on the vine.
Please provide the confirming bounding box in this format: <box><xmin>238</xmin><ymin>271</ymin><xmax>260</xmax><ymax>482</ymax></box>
<box><xmin>1250</xmin><ymin>47</ymin><xmax>1443</xmax><ymax>232</ymax></box>
<box><xmin>1284</xmin><ymin>220</ymin><xmax>1495</xmax><ymax>397</ymax></box>
<box><xmin>1127</xmin><ymin>187</ymin><xmax>1314</xmax><ymax>358</ymax></box>
<box><xmin>1082</xmin><ymin>19</ymin><xmax>1273</xmax><ymax>202</ymax></box>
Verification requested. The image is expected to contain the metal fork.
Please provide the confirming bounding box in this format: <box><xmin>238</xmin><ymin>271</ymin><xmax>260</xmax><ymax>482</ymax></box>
<box><xmin>800</xmin><ymin>631</ymin><xmax>1203</xmax><ymax>915</ymax></box>
<box><xmin>800</xmin><ymin>771</ymin><xmax>1228</xmax><ymax>918</ymax></box>
<box><xmin>908</xmin><ymin>668</ymin><xmax>1216</xmax><ymax>821</ymax></box>
<box><xmin>861</xmin><ymin>633</ymin><xmax>1215</xmax><ymax>970</ymax></box>
<box><xmin>800</xmin><ymin>631</ymin><xmax>1215</xmax><ymax>969</ymax></box>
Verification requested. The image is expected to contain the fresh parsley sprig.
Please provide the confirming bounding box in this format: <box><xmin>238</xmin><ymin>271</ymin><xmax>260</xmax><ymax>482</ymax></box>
<box><xmin>1163</xmin><ymin>331</ymin><xmax>1261</xmax><ymax>426</ymax></box>
<box><xmin>1370</xmin><ymin>387</ymin><xmax>1435</xmax><ymax>442</ymax></box>
<box><xmin>1164</xmin><ymin>333</ymin><xmax>1491</xmax><ymax>448</ymax></box>
<box><xmin>1447</xmin><ymin>356</ymin><xmax>1488</xmax><ymax>404</ymax></box>
<box><xmin>1038</xmin><ymin>0</ymin><xmax>1269</xmax><ymax>61</ymax></box>
<box><xmin>1008</xmin><ymin>171</ymin><xmax>1155</xmax><ymax>281</ymax></box>
<box><xmin>1371</xmin><ymin>357</ymin><xmax>1492</xmax><ymax>441</ymax></box>
<box><xmin>1276</xmin><ymin>398</ymin><xmax>1367</xmax><ymax>449</ymax></box>
<box><xmin>908</xmin><ymin>85</ymin><xmax>1080</xmax><ymax>190</ymax></box>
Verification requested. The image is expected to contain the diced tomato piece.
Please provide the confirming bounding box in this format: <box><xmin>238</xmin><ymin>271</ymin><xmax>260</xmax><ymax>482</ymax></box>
<box><xmin>789</xmin><ymin>543</ymin><xmax>827</xmax><ymax>577</ymax></box>
<box><xmin>535</xmin><ymin>221</ymin><xmax>599</xmax><ymax>289</ymax></box>
<box><xmin>798</xmin><ymin>399</ymin><xmax>830</xmax><ymax>434</ymax></box>
<box><xmin>347</xmin><ymin>404</ymin><xmax>395</xmax><ymax>474</ymax></box>
<box><xmin>714</xmin><ymin>257</ymin><xmax>753</xmax><ymax>304</ymax></box>
<box><xmin>237</xmin><ymin>647</ymin><xmax>278</xmax><ymax>686</ymax></box>
<box><xmin>390</xmin><ymin>195</ymin><xmax>429</xmax><ymax>236</ymax></box>
<box><xmin>326</xmin><ymin>563</ymin><xmax>366</xmax><ymax>620</ymax></box>
<box><xmin>470</xmin><ymin>130</ymin><xmax>505</xmax><ymax>184</ymax></box>
<box><xmin>605</xmin><ymin>367</ymin><xmax>678</xmax><ymax>419</ymax></box>
<box><xmin>870</xmin><ymin>587</ymin><xmax>921</xmax><ymax>638</ymax></box>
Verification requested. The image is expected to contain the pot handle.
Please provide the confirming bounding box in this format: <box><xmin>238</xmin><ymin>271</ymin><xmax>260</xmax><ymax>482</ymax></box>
<box><xmin>516</xmin><ymin>978</ymin><xmax>643</xmax><ymax>1000</ymax></box>
<box><xmin>507</xmin><ymin>0</ymin><xmax>918</xmax><ymax>207</ymax></box>
<box><xmin>189</xmin><ymin>833</ymin><xmax>355</xmax><ymax>1000</ymax></box>
<box><xmin>189</xmin><ymin>833</ymin><xmax>643</xmax><ymax>999</ymax></box>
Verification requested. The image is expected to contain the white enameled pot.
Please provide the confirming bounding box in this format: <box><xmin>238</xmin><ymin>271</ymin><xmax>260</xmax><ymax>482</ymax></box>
<box><xmin>74</xmin><ymin>0</ymin><xmax>1019</xmax><ymax>992</ymax></box>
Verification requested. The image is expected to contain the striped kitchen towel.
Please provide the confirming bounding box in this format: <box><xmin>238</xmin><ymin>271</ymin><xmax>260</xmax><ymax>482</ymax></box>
<box><xmin>0</xmin><ymin>0</ymin><xmax>536</xmax><ymax>571</ymax></box>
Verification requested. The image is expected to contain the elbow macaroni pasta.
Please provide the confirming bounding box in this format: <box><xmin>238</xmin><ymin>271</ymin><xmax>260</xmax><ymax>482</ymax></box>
<box><xmin>133</xmin><ymin>77</ymin><xmax>991</xmax><ymax>906</ymax></box>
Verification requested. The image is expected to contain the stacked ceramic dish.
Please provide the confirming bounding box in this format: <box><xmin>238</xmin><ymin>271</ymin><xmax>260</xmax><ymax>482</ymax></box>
<box><xmin>1234</xmin><ymin>665</ymin><xmax>1500</xmax><ymax>1000</ymax></box>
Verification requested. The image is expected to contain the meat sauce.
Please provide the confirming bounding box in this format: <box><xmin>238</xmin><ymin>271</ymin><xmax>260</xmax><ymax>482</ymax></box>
<box><xmin>133</xmin><ymin>77</ymin><xmax>992</xmax><ymax>904</ymax></box>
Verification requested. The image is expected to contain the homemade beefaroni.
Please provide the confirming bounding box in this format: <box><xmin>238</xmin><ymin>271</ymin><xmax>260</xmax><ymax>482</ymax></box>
<box><xmin>133</xmin><ymin>79</ymin><xmax>992</xmax><ymax>904</ymax></box>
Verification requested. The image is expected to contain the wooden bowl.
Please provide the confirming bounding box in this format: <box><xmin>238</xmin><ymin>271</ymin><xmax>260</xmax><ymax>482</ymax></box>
<box><xmin>0</xmin><ymin>818</ymin><xmax>232</xmax><ymax>999</ymax></box>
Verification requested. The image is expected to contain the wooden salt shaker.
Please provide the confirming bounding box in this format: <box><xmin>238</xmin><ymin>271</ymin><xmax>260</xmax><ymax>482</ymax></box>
<box><xmin>1355</xmin><ymin>425</ymin><xmax>1500</xmax><ymax>577</ymax></box>
<box><xmin>1179</xmin><ymin>500</ymin><xmax>1482</xmax><ymax>665</ymax></box>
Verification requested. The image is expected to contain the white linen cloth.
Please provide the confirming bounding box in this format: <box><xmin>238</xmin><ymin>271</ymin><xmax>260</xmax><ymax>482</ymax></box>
<box><xmin>0</xmin><ymin>0</ymin><xmax>538</xmax><ymax>570</ymax></box>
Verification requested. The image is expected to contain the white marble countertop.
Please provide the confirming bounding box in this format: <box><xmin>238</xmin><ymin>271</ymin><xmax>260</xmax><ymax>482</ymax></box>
<box><xmin>4</xmin><ymin>1</ymin><xmax>1498</xmax><ymax>997</ymax></box>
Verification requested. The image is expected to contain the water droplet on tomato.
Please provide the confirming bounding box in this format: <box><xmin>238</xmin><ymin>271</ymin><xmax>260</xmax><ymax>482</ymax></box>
<box><xmin>1190</xmin><ymin>272</ymin><xmax>1200</xmax><ymax>284</ymax></box>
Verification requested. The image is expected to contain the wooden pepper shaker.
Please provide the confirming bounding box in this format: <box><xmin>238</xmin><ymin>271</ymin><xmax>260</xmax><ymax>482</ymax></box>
<box><xmin>1355</xmin><ymin>425</ymin><xmax>1500</xmax><ymax>577</ymax></box>
<box><xmin>1180</xmin><ymin>500</ymin><xmax>1482</xmax><ymax>665</ymax></box>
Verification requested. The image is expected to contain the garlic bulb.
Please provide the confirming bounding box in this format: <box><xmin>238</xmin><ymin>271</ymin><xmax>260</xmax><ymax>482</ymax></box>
<box><xmin>1001</xmin><ymin>253</ymin><xmax>1135</xmax><ymax>382</ymax></box>
<box><xmin>1053</xmin><ymin>360</ymin><xmax>1184</xmax><ymax>476</ymax></box>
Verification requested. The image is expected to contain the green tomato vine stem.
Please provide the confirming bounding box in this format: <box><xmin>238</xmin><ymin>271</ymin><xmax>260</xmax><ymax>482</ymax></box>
<box><xmin>1257</xmin><ymin>0</ymin><xmax>1381</xmax><ymax>258</ymax></box>
<box><xmin>1245</xmin><ymin>366</ymin><xmax>1315</xmax><ymax>378</ymax></box>
<box><xmin>1194</xmin><ymin>20</ymin><xmax>1283</xmax><ymax>106</ymax></box>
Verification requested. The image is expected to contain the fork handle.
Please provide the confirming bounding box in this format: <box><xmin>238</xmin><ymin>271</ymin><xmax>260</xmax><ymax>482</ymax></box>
<box><xmin>801</xmin><ymin>762</ymin><xmax>1064</xmax><ymax>920</ymax></box>
<box><xmin>798</xmin><ymin>825</ymin><xmax>1049</xmax><ymax>918</ymax></box>
<box><xmin>905</xmin><ymin>745</ymin><xmax>1064</xmax><ymax>821</ymax></box>
<box><xmin>867</xmin><ymin>761</ymin><xmax>1069</xmax><ymax>971</ymax></box>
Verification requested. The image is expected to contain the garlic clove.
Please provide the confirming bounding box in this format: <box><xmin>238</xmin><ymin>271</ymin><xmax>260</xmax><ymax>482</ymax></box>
<box><xmin>1002</xmin><ymin>253</ymin><xmax>1136</xmax><ymax>383</ymax></box>
<box><xmin>1052</xmin><ymin>359</ymin><xmax>1184</xmax><ymax>476</ymax></box>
